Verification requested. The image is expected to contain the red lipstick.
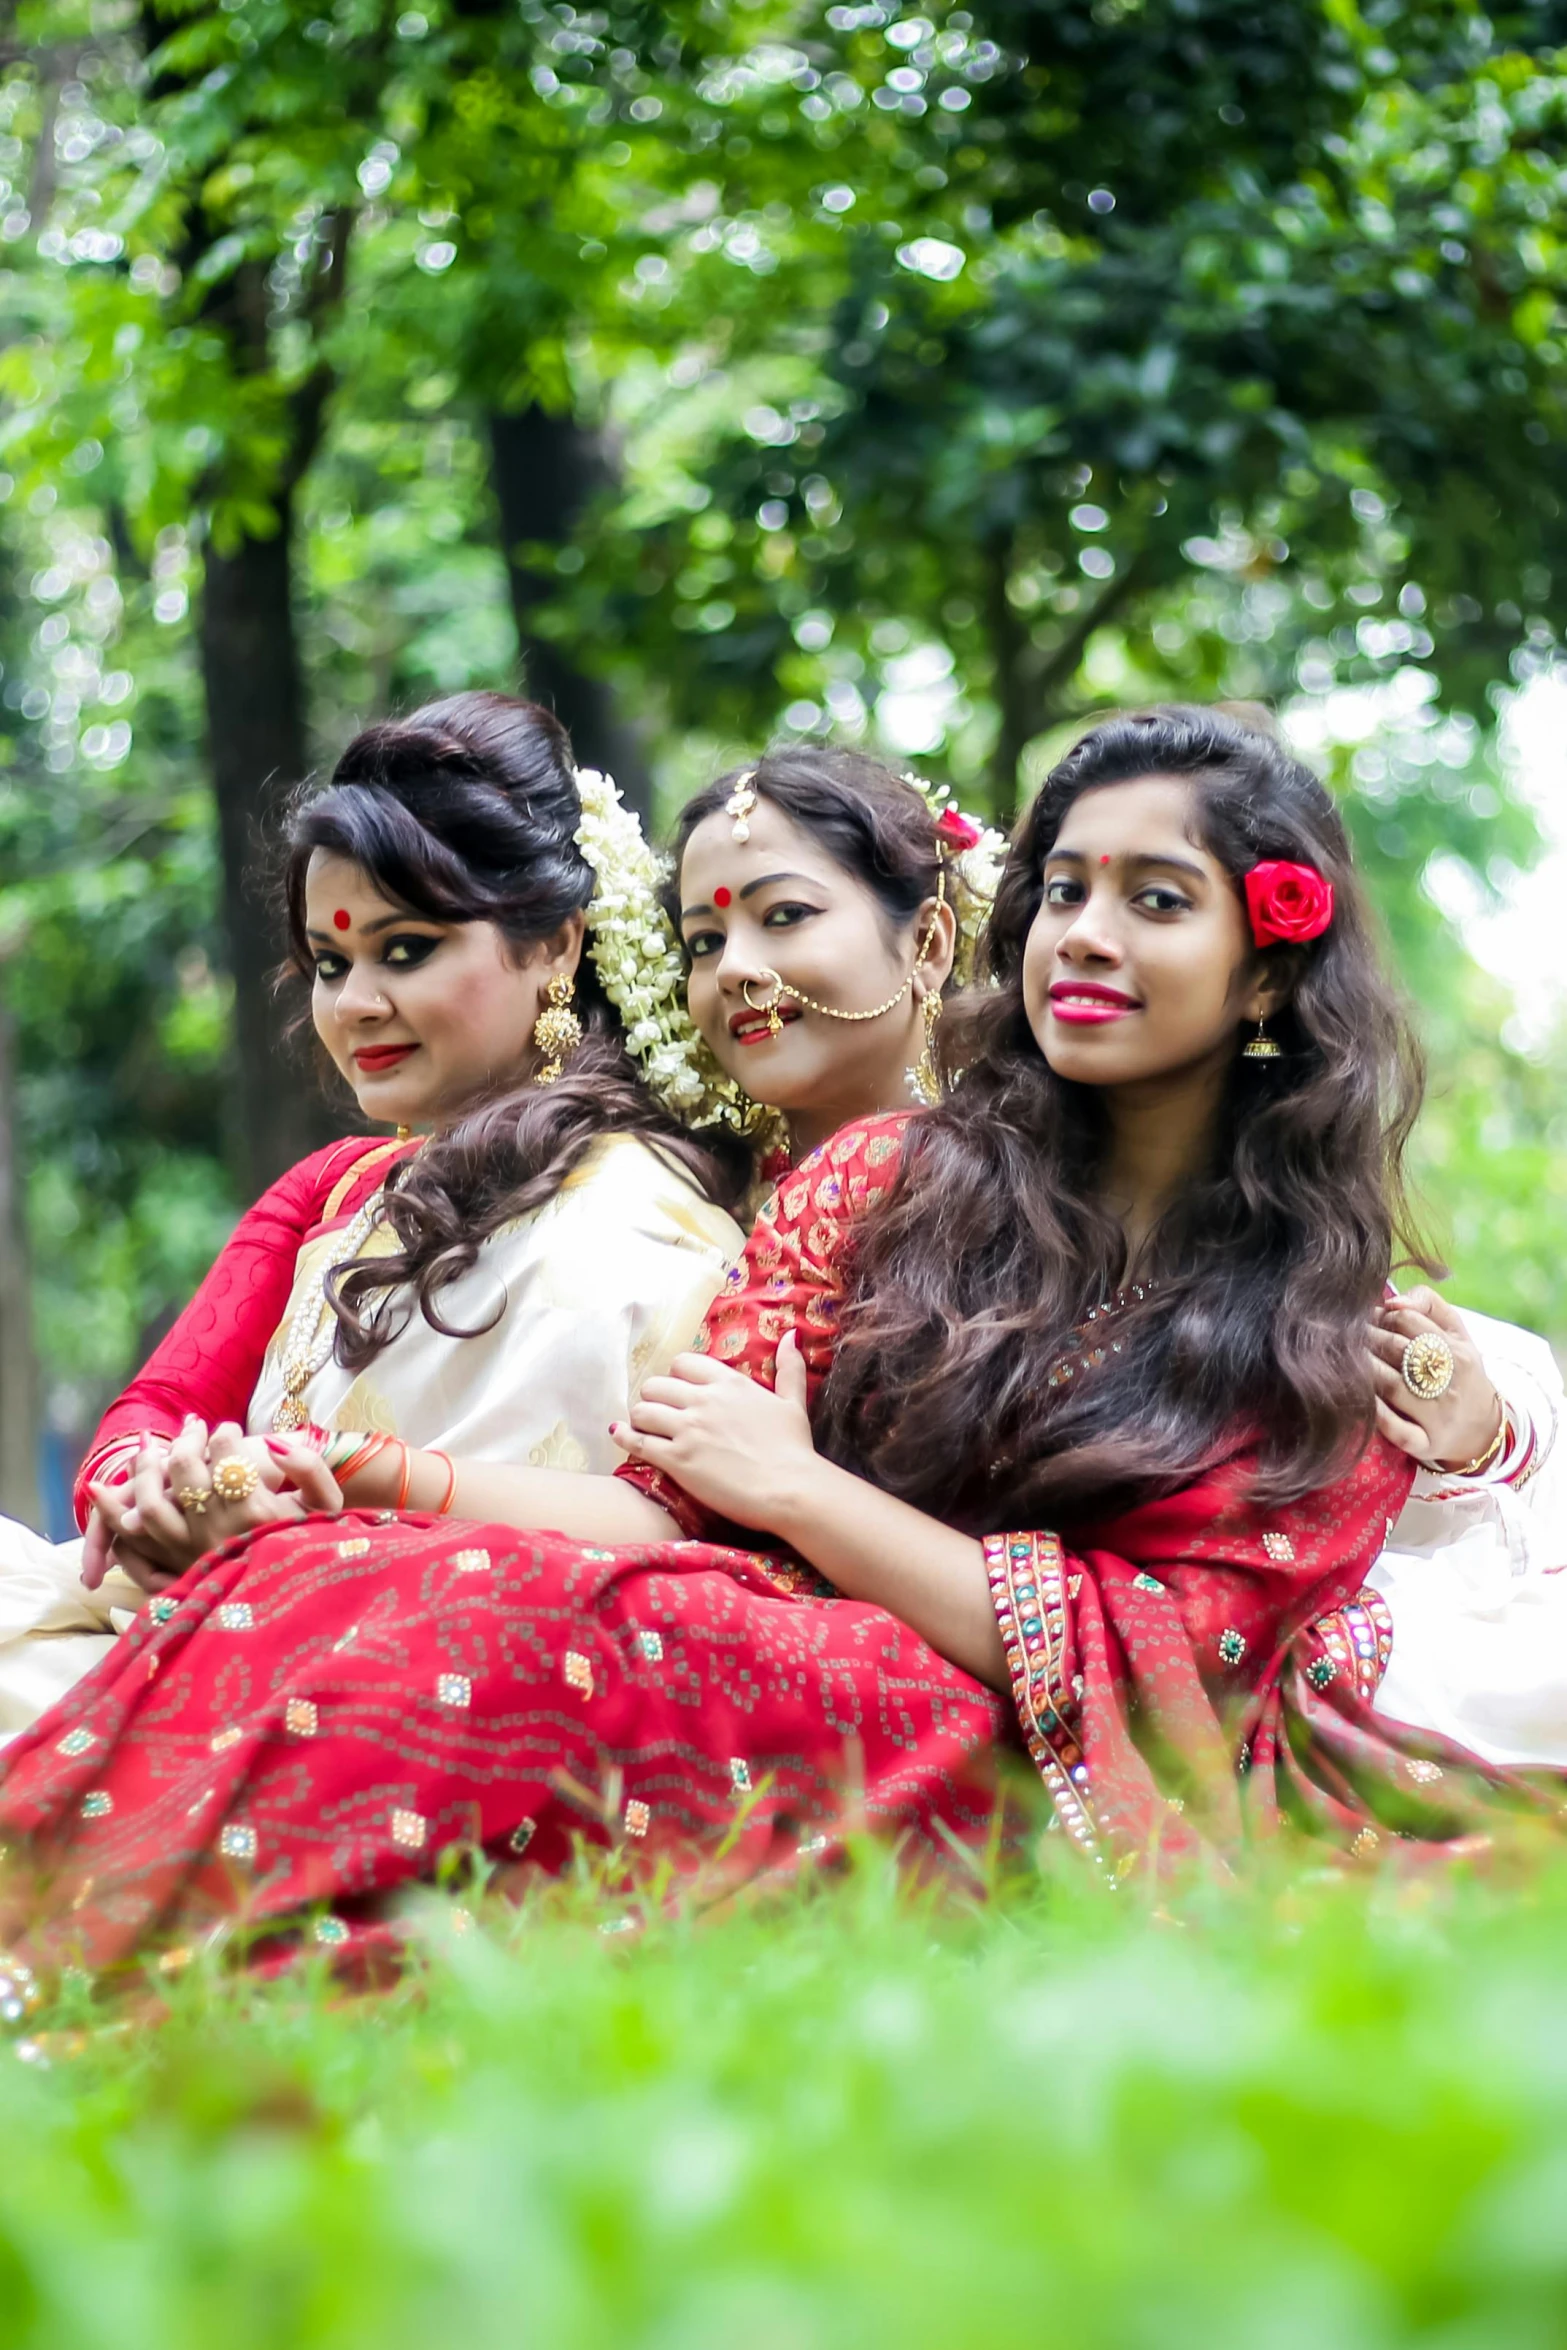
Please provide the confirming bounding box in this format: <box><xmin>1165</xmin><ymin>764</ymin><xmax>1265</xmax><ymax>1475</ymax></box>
<box><xmin>354</xmin><ymin>1044</ymin><xmax>417</xmax><ymax>1072</ymax></box>
<box><xmin>728</xmin><ymin>1005</ymin><xmax>800</xmax><ymax>1046</ymax></box>
<box><xmin>1047</xmin><ymin>981</ymin><xmax>1141</xmax><ymax>1026</ymax></box>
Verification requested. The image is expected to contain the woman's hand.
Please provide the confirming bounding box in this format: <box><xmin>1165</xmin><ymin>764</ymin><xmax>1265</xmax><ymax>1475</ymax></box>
<box><xmin>87</xmin><ymin>1418</ymin><xmax>342</xmax><ymax>1595</ymax></box>
<box><xmin>81</xmin><ymin>1425</ymin><xmax>216</xmax><ymax>1593</ymax></box>
<box><xmin>1370</xmin><ymin>1287</ymin><xmax>1502</xmax><ymax>1471</ymax></box>
<box><xmin>81</xmin><ymin>1481</ymin><xmax>183</xmax><ymax>1597</ymax></box>
<box><xmin>611</xmin><ymin>1332</ymin><xmax>817</xmax><ymax>1532</ymax></box>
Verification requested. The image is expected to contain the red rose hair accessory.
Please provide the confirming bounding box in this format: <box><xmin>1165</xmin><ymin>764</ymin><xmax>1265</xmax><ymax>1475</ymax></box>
<box><xmin>935</xmin><ymin>805</ymin><xmax>985</xmax><ymax>852</ymax></box>
<box><xmin>1244</xmin><ymin>860</ymin><xmax>1334</xmax><ymax>948</ymax></box>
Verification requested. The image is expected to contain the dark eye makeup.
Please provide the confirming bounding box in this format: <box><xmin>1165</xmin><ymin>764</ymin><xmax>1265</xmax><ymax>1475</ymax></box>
<box><xmin>683</xmin><ymin>897</ymin><xmax>826</xmax><ymax>961</ymax></box>
<box><xmin>1041</xmin><ymin>872</ymin><xmax>1193</xmax><ymax>916</ymax></box>
<box><xmin>311</xmin><ymin>931</ymin><xmax>442</xmax><ymax>981</ymax></box>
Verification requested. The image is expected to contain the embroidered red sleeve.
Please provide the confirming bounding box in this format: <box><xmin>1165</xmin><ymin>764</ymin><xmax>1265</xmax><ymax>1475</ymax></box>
<box><xmin>73</xmin><ymin>1137</ymin><xmax>404</xmax><ymax>1528</ymax></box>
<box><xmin>982</xmin><ymin>1436</ymin><xmax>1416</xmax><ymax>1873</ymax></box>
<box><xmin>615</xmin><ymin>1111</ymin><xmax>913</xmax><ymax>1536</ymax></box>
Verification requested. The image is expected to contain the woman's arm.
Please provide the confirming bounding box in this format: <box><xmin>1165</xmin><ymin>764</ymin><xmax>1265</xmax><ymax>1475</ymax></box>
<box><xmin>770</xmin><ymin>1453</ymin><xmax>1005</xmax><ymax>1689</ymax></box>
<box><xmin>330</xmin><ymin>1444</ymin><xmax>679</xmax><ymax>1543</ymax></box>
<box><xmin>616</xmin><ymin>1337</ymin><xmax>1007</xmax><ymax>1688</ymax></box>
<box><xmin>73</xmin><ymin>1136</ymin><xmax>403</xmax><ymax>1529</ymax></box>
<box><xmin>333</xmin><ymin>1418</ymin><xmax>1001</xmax><ymax>1682</ymax></box>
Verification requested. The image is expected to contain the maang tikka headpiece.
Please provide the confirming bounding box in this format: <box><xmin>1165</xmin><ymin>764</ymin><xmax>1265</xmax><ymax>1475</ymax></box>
<box><xmin>725</xmin><ymin>768</ymin><xmax>759</xmax><ymax>842</ymax></box>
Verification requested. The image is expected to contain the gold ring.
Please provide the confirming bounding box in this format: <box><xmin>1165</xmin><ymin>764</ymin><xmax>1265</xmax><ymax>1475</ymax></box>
<box><xmin>175</xmin><ymin>1485</ymin><xmax>211</xmax><ymax>1517</ymax></box>
<box><xmin>741</xmin><ymin>974</ymin><xmax>784</xmax><ymax>1013</ymax></box>
<box><xmin>1401</xmin><ymin>1331</ymin><xmax>1455</xmax><ymax>1402</ymax></box>
<box><xmin>210</xmin><ymin>1459</ymin><xmax>262</xmax><ymax>1506</ymax></box>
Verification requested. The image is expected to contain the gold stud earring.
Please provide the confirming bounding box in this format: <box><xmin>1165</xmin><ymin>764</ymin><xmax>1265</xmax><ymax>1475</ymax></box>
<box><xmin>1242</xmin><ymin>1016</ymin><xmax>1281</xmax><ymax>1061</ymax></box>
<box><xmin>532</xmin><ymin>972</ymin><xmax>583</xmax><ymax>1085</ymax></box>
<box><xmin>907</xmin><ymin>989</ymin><xmax>944</xmax><ymax>1105</ymax></box>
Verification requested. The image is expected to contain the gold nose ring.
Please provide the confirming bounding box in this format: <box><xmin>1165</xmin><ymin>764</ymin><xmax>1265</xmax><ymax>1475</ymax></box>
<box><xmin>741</xmin><ymin>973</ymin><xmax>785</xmax><ymax>1038</ymax></box>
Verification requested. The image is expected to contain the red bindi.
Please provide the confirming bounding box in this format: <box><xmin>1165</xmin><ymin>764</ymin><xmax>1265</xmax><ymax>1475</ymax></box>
<box><xmin>332</xmin><ymin>909</ymin><xmax>352</xmax><ymax>930</ymax></box>
<box><xmin>1098</xmin><ymin>855</ymin><xmax>1111</xmax><ymax>867</ymax></box>
<box><xmin>713</xmin><ymin>886</ymin><xmax>732</xmax><ymax>909</ymax></box>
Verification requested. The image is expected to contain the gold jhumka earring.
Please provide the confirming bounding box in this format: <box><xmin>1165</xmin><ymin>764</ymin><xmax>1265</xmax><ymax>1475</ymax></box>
<box><xmin>725</xmin><ymin>769</ymin><xmax>759</xmax><ymax>842</ymax></box>
<box><xmin>532</xmin><ymin>973</ymin><xmax>583</xmax><ymax>1085</ymax></box>
<box><xmin>907</xmin><ymin>988</ymin><xmax>944</xmax><ymax>1106</ymax></box>
<box><xmin>1241</xmin><ymin>1017</ymin><xmax>1281</xmax><ymax>1061</ymax></box>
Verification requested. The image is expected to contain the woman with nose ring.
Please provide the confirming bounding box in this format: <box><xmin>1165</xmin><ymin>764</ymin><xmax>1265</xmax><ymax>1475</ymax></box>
<box><xmin>9</xmin><ymin>707</ymin><xmax>1567</xmax><ymax>1981</ymax></box>
<box><xmin>179</xmin><ymin>749</ymin><xmax>1002</xmax><ymax>1529</ymax></box>
<box><xmin>0</xmin><ymin>691</ymin><xmax>746</xmax><ymax>1738</ymax></box>
<box><xmin>669</xmin><ymin>749</ymin><xmax>1001</xmax><ymax>1178</ymax></box>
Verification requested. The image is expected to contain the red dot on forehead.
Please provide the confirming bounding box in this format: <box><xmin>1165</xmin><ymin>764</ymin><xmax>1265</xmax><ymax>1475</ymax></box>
<box><xmin>713</xmin><ymin>886</ymin><xmax>732</xmax><ymax>908</ymax></box>
<box><xmin>1098</xmin><ymin>855</ymin><xmax>1112</xmax><ymax>867</ymax></box>
<box><xmin>332</xmin><ymin>909</ymin><xmax>352</xmax><ymax>931</ymax></box>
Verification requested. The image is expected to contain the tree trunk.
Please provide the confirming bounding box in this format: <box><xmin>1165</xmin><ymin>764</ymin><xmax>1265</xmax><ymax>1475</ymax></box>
<box><xmin>488</xmin><ymin>407</ymin><xmax>651</xmax><ymax>817</ymax></box>
<box><xmin>984</xmin><ymin>539</ymin><xmax>1152</xmax><ymax>824</ymax></box>
<box><xmin>0</xmin><ymin>992</ymin><xmax>39</xmax><ymax>1531</ymax></box>
<box><xmin>199</xmin><ymin>511</ymin><xmax>341</xmax><ymax>1196</ymax></box>
<box><xmin>983</xmin><ymin>528</ymin><xmax>1033</xmax><ymax>828</ymax></box>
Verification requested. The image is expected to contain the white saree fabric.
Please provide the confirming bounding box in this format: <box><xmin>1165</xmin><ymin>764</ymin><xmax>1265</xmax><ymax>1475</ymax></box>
<box><xmin>0</xmin><ymin>1135</ymin><xmax>740</xmax><ymax>1741</ymax></box>
<box><xmin>1370</xmin><ymin>1307</ymin><xmax>1567</xmax><ymax>1766</ymax></box>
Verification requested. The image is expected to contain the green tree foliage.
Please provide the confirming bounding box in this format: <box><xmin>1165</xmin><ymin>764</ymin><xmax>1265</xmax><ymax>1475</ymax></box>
<box><xmin>2</xmin><ymin>0</ymin><xmax>1567</xmax><ymax>1453</ymax></box>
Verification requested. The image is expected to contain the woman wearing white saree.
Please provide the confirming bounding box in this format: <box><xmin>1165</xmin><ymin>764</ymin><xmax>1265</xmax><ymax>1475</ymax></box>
<box><xmin>1362</xmin><ymin>1285</ymin><xmax>1567</xmax><ymax>1766</ymax></box>
<box><xmin>0</xmin><ymin>691</ymin><xmax>747</xmax><ymax>1733</ymax></box>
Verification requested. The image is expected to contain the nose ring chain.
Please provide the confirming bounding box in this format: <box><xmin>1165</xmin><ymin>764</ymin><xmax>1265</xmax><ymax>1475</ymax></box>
<box><xmin>739</xmin><ymin>873</ymin><xmax>945</xmax><ymax>1038</ymax></box>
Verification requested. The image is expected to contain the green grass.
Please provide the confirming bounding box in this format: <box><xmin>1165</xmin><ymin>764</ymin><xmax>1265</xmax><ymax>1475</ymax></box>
<box><xmin>2</xmin><ymin>1844</ymin><xmax>1567</xmax><ymax>2348</ymax></box>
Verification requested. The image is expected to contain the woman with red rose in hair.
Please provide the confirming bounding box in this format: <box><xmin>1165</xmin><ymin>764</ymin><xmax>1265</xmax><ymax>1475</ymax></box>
<box><xmin>5</xmin><ymin>707</ymin><xmax>1564</xmax><ymax>1976</ymax></box>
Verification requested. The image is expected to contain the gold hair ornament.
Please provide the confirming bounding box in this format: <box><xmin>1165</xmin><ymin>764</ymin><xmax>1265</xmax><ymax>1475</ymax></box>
<box><xmin>725</xmin><ymin>769</ymin><xmax>759</xmax><ymax>842</ymax></box>
<box><xmin>896</xmin><ymin>771</ymin><xmax>1008</xmax><ymax>988</ymax></box>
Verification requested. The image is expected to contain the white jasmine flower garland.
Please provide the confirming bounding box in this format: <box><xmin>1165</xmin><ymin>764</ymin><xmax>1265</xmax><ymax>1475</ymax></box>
<box><xmin>572</xmin><ymin>766</ymin><xmax>751</xmax><ymax>1131</ymax></box>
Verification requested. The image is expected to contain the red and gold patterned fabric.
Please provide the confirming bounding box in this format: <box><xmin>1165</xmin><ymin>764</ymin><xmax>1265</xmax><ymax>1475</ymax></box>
<box><xmin>0</xmin><ymin>1509</ymin><xmax>1008</xmax><ymax>1970</ymax></box>
<box><xmin>4</xmin><ymin>1116</ymin><xmax>1559</xmax><ymax>1973</ymax></box>
<box><xmin>72</xmin><ymin>1136</ymin><xmax>414</xmax><ymax>1528</ymax></box>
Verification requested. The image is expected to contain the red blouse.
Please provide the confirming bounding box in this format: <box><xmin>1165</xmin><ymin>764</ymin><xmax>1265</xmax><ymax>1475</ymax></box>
<box><xmin>73</xmin><ymin>1135</ymin><xmax>415</xmax><ymax>1530</ymax></box>
<box><xmin>618</xmin><ymin>1111</ymin><xmax>912</xmax><ymax>1540</ymax></box>
<box><xmin>617</xmin><ymin>1109</ymin><xmax>1424</xmax><ymax>1876</ymax></box>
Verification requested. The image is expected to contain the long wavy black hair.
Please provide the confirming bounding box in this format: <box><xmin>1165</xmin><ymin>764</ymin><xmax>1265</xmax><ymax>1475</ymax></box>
<box><xmin>814</xmin><ymin>705</ymin><xmax>1430</xmax><ymax>1530</ymax></box>
<box><xmin>282</xmin><ymin>690</ymin><xmax>747</xmax><ymax>1367</ymax></box>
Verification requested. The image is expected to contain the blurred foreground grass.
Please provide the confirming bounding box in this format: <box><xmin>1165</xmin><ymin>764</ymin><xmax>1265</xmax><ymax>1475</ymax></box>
<box><xmin>1</xmin><ymin>1844</ymin><xmax>1566</xmax><ymax>2347</ymax></box>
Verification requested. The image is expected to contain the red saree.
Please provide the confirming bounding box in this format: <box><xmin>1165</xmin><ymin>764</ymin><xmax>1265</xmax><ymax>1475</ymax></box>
<box><xmin>73</xmin><ymin>1135</ymin><xmax>414</xmax><ymax>1526</ymax></box>
<box><xmin>0</xmin><ymin>1117</ymin><xmax>1546</xmax><ymax>1973</ymax></box>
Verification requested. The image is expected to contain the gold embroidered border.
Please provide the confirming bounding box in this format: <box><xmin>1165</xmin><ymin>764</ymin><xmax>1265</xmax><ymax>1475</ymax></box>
<box><xmin>983</xmin><ymin>1530</ymin><xmax>1105</xmax><ymax>1870</ymax></box>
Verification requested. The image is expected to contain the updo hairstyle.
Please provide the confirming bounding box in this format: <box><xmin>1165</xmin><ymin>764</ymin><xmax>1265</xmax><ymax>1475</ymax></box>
<box><xmin>282</xmin><ymin>691</ymin><xmax>747</xmax><ymax>1365</ymax></box>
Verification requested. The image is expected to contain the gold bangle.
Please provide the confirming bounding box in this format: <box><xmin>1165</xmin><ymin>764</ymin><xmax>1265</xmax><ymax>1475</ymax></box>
<box><xmin>1445</xmin><ymin>1402</ymin><xmax>1508</xmax><ymax>1480</ymax></box>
